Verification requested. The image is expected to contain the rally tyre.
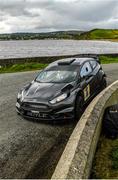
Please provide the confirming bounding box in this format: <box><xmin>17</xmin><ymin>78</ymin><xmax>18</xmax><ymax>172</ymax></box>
<box><xmin>101</xmin><ymin>76</ymin><xmax>107</xmax><ymax>90</ymax></box>
<box><xmin>75</xmin><ymin>96</ymin><xmax>84</xmax><ymax>121</ymax></box>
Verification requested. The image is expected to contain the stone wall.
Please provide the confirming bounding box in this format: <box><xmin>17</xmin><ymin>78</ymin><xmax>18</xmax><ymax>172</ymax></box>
<box><xmin>0</xmin><ymin>54</ymin><xmax>118</xmax><ymax>66</ymax></box>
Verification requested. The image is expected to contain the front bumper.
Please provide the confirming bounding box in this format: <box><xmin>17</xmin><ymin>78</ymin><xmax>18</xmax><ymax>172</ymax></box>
<box><xmin>16</xmin><ymin>100</ymin><xmax>74</xmax><ymax>121</ymax></box>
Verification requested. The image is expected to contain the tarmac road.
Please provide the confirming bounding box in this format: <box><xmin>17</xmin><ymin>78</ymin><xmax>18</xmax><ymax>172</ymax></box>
<box><xmin>0</xmin><ymin>63</ymin><xmax>118</xmax><ymax>179</ymax></box>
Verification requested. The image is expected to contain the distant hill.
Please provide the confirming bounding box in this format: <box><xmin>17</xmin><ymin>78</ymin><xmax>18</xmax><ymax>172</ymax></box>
<box><xmin>0</xmin><ymin>29</ymin><xmax>118</xmax><ymax>40</ymax></box>
<box><xmin>78</xmin><ymin>29</ymin><xmax>118</xmax><ymax>40</ymax></box>
<box><xmin>0</xmin><ymin>31</ymin><xmax>83</xmax><ymax>40</ymax></box>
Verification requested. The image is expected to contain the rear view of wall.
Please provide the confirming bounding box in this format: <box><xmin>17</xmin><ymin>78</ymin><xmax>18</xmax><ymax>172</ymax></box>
<box><xmin>52</xmin><ymin>80</ymin><xmax>118</xmax><ymax>179</ymax></box>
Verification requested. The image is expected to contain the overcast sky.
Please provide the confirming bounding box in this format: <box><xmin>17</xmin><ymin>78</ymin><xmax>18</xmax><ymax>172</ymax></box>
<box><xmin>0</xmin><ymin>0</ymin><xmax>118</xmax><ymax>33</ymax></box>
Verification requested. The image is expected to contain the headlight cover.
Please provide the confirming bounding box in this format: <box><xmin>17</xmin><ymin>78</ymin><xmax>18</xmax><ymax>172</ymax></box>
<box><xmin>17</xmin><ymin>92</ymin><xmax>22</xmax><ymax>99</ymax></box>
<box><xmin>49</xmin><ymin>93</ymin><xmax>68</xmax><ymax>104</ymax></box>
<box><xmin>17</xmin><ymin>90</ymin><xmax>24</xmax><ymax>100</ymax></box>
<box><xmin>17</xmin><ymin>83</ymin><xmax>30</xmax><ymax>100</ymax></box>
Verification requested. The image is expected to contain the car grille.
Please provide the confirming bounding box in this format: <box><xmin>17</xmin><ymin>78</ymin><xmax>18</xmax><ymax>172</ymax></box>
<box><xmin>21</xmin><ymin>102</ymin><xmax>49</xmax><ymax>111</ymax></box>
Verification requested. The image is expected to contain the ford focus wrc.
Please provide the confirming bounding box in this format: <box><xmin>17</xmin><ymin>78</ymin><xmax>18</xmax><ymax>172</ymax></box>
<box><xmin>16</xmin><ymin>57</ymin><xmax>107</xmax><ymax>121</ymax></box>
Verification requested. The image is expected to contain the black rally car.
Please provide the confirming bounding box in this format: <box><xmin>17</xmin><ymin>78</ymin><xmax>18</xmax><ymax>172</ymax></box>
<box><xmin>16</xmin><ymin>56</ymin><xmax>107</xmax><ymax>121</ymax></box>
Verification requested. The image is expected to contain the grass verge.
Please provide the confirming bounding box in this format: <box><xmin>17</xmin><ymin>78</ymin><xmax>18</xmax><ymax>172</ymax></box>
<box><xmin>0</xmin><ymin>56</ymin><xmax>118</xmax><ymax>74</ymax></box>
<box><xmin>91</xmin><ymin>135</ymin><xmax>118</xmax><ymax>179</ymax></box>
<box><xmin>100</xmin><ymin>56</ymin><xmax>118</xmax><ymax>64</ymax></box>
<box><xmin>0</xmin><ymin>63</ymin><xmax>48</xmax><ymax>73</ymax></box>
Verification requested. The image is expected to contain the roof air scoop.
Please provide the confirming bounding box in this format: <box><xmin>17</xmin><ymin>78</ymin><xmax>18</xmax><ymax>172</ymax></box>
<box><xmin>58</xmin><ymin>59</ymin><xmax>76</xmax><ymax>65</ymax></box>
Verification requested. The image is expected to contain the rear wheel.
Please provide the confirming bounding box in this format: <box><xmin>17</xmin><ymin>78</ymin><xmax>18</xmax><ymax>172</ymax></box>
<box><xmin>74</xmin><ymin>96</ymin><xmax>84</xmax><ymax>121</ymax></box>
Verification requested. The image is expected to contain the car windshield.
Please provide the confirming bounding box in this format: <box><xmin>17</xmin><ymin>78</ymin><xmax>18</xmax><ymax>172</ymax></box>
<box><xmin>36</xmin><ymin>69</ymin><xmax>78</xmax><ymax>83</ymax></box>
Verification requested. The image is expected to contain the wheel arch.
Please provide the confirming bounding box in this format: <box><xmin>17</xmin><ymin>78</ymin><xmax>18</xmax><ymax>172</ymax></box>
<box><xmin>74</xmin><ymin>89</ymin><xmax>84</xmax><ymax>105</ymax></box>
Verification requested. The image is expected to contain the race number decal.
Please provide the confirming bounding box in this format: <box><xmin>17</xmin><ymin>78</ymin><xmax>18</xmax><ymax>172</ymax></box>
<box><xmin>84</xmin><ymin>85</ymin><xmax>90</xmax><ymax>101</ymax></box>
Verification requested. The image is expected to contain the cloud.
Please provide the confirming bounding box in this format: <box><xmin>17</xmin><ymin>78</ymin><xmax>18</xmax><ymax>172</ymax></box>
<box><xmin>0</xmin><ymin>0</ymin><xmax>117</xmax><ymax>33</ymax></box>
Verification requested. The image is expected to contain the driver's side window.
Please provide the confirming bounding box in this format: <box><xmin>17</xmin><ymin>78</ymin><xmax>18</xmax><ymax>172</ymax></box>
<box><xmin>80</xmin><ymin>62</ymin><xmax>92</xmax><ymax>78</ymax></box>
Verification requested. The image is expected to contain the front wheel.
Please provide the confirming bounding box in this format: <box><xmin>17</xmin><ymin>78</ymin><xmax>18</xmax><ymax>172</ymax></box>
<box><xmin>74</xmin><ymin>96</ymin><xmax>84</xmax><ymax>121</ymax></box>
<box><xmin>101</xmin><ymin>76</ymin><xmax>107</xmax><ymax>90</ymax></box>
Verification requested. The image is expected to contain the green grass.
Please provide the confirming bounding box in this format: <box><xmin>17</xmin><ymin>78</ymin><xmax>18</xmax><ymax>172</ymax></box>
<box><xmin>100</xmin><ymin>56</ymin><xmax>118</xmax><ymax>64</ymax></box>
<box><xmin>91</xmin><ymin>135</ymin><xmax>118</xmax><ymax>179</ymax></box>
<box><xmin>110</xmin><ymin>148</ymin><xmax>118</xmax><ymax>169</ymax></box>
<box><xmin>0</xmin><ymin>63</ymin><xmax>48</xmax><ymax>74</ymax></box>
<box><xmin>89</xmin><ymin>29</ymin><xmax>118</xmax><ymax>40</ymax></box>
<box><xmin>78</xmin><ymin>29</ymin><xmax>118</xmax><ymax>41</ymax></box>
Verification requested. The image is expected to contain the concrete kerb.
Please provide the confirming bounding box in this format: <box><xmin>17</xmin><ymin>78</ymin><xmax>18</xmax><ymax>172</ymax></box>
<box><xmin>51</xmin><ymin>80</ymin><xmax>118</xmax><ymax>179</ymax></box>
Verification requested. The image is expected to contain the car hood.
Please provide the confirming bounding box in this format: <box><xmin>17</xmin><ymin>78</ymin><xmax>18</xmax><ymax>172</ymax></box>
<box><xmin>23</xmin><ymin>81</ymin><xmax>67</xmax><ymax>101</ymax></box>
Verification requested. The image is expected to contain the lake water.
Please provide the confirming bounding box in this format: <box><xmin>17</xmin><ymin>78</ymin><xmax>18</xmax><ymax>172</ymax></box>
<box><xmin>0</xmin><ymin>40</ymin><xmax>118</xmax><ymax>60</ymax></box>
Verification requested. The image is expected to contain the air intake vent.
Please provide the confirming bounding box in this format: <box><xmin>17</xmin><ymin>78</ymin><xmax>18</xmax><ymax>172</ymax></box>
<box><xmin>58</xmin><ymin>59</ymin><xmax>76</xmax><ymax>65</ymax></box>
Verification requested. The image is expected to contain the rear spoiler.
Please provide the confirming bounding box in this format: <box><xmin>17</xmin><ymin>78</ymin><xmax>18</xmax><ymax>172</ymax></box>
<box><xmin>74</xmin><ymin>54</ymin><xmax>100</xmax><ymax>64</ymax></box>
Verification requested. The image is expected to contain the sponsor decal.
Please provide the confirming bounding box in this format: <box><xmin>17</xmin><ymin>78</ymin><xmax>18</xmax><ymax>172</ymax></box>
<box><xmin>84</xmin><ymin>84</ymin><xmax>90</xmax><ymax>101</ymax></box>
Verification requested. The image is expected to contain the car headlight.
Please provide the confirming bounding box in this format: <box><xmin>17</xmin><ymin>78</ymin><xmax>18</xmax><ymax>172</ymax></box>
<box><xmin>49</xmin><ymin>93</ymin><xmax>68</xmax><ymax>104</ymax></box>
<box><xmin>17</xmin><ymin>92</ymin><xmax>22</xmax><ymax>99</ymax></box>
<box><xmin>17</xmin><ymin>90</ymin><xmax>24</xmax><ymax>100</ymax></box>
